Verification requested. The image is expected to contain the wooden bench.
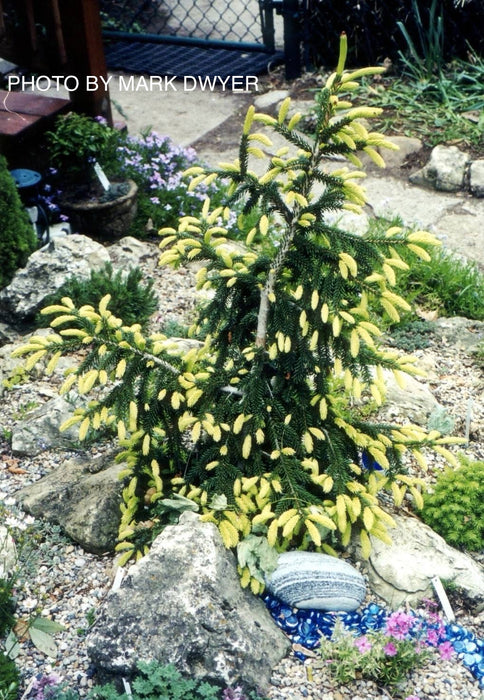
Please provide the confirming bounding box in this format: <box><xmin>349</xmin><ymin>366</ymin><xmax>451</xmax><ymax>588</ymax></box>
<box><xmin>0</xmin><ymin>89</ymin><xmax>71</xmax><ymax>155</ymax></box>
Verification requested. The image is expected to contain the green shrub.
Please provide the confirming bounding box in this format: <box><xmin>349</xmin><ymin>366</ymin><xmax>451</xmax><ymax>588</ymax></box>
<box><xmin>47</xmin><ymin>113</ymin><xmax>119</xmax><ymax>187</ymax></box>
<box><xmin>0</xmin><ymin>154</ymin><xmax>37</xmax><ymax>289</ymax></box>
<box><xmin>14</xmin><ymin>37</ymin><xmax>462</xmax><ymax>592</ymax></box>
<box><xmin>421</xmin><ymin>455</ymin><xmax>484</xmax><ymax>551</ymax></box>
<box><xmin>38</xmin><ymin>263</ymin><xmax>158</xmax><ymax>331</ymax></box>
<box><xmin>0</xmin><ymin>651</ymin><xmax>19</xmax><ymax>700</ymax></box>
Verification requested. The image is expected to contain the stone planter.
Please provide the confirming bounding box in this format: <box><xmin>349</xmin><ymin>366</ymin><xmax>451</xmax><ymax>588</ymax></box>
<box><xmin>62</xmin><ymin>180</ymin><xmax>138</xmax><ymax>242</ymax></box>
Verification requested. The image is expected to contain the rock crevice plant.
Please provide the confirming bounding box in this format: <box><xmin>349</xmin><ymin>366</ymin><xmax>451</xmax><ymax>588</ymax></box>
<box><xmin>13</xmin><ymin>35</ymin><xmax>461</xmax><ymax>592</ymax></box>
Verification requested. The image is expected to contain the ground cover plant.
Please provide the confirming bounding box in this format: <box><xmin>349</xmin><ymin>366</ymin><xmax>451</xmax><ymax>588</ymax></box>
<box><xmin>318</xmin><ymin>603</ymin><xmax>453</xmax><ymax>698</ymax></box>
<box><xmin>21</xmin><ymin>663</ymin><xmax>267</xmax><ymax>700</ymax></box>
<box><xmin>13</xmin><ymin>36</ymin><xmax>462</xmax><ymax>593</ymax></box>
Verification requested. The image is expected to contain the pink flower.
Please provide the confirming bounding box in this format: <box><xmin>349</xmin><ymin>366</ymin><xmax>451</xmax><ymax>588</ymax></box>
<box><xmin>405</xmin><ymin>695</ymin><xmax>420</xmax><ymax>700</ymax></box>
<box><xmin>439</xmin><ymin>641</ymin><xmax>454</xmax><ymax>660</ymax></box>
<box><xmin>385</xmin><ymin>611</ymin><xmax>415</xmax><ymax>640</ymax></box>
<box><xmin>354</xmin><ymin>635</ymin><xmax>372</xmax><ymax>653</ymax></box>
<box><xmin>426</xmin><ymin>628</ymin><xmax>439</xmax><ymax>646</ymax></box>
<box><xmin>383</xmin><ymin>641</ymin><xmax>398</xmax><ymax>657</ymax></box>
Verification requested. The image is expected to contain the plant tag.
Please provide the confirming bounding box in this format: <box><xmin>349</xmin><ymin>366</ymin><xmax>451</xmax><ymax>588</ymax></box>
<box><xmin>94</xmin><ymin>161</ymin><xmax>111</xmax><ymax>191</ymax></box>
<box><xmin>112</xmin><ymin>567</ymin><xmax>125</xmax><ymax>591</ymax></box>
<box><xmin>122</xmin><ymin>679</ymin><xmax>133</xmax><ymax>696</ymax></box>
<box><xmin>431</xmin><ymin>576</ymin><xmax>455</xmax><ymax>622</ymax></box>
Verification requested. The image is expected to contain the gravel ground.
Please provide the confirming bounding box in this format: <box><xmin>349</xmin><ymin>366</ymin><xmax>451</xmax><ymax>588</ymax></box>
<box><xmin>0</xmin><ymin>242</ymin><xmax>483</xmax><ymax>699</ymax></box>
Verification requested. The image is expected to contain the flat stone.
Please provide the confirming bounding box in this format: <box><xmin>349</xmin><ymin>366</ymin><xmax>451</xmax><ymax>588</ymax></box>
<box><xmin>378</xmin><ymin>135</ymin><xmax>423</xmax><ymax>170</ymax></box>
<box><xmin>254</xmin><ymin>90</ymin><xmax>290</xmax><ymax>110</ymax></box>
<box><xmin>265</xmin><ymin>551</ymin><xmax>366</xmax><ymax>611</ymax></box>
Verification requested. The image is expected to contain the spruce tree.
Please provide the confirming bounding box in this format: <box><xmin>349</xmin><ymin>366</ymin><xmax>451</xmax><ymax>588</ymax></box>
<box><xmin>14</xmin><ymin>36</ymin><xmax>461</xmax><ymax>592</ymax></box>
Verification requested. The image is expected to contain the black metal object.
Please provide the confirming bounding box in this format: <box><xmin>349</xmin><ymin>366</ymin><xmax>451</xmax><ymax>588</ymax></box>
<box><xmin>101</xmin><ymin>0</ymin><xmax>305</xmax><ymax>79</ymax></box>
<box><xmin>10</xmin><ymin>169</ymin><xmax>50</xmax><ymax>248</ymax></box>
<box><xmin>105</xmin><ymin>41</ymin><xmax>283</xmax><ymax>79</ymax></box>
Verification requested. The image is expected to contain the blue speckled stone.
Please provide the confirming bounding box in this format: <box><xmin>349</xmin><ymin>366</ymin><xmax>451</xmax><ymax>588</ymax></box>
<box><xmin>265</xmin><ymin>551</ymin><xmax>366</xmax><ymax>611</ymax></box>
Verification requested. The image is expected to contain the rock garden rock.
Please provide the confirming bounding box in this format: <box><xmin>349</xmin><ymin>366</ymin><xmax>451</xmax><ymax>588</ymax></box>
<box><xmin>376</xmin><ymin>135</ymin><xmax>423</xmax><ymax>170</ymax></box>
<box><xmin>265</xmin><ymin>551</ymin><xmax>366</xmax><ymax>611</ymax></box>
<box><xmin>0</xmin><ymin>234</ymin><xmax>110</xmax><ymax>326</ymax></box>
<box><xmin>16</xmin><ymin>452</ymin><xmax>124</xmax><ymax>553</ymax></box>
<box><xmin>107</xmin><ymin>236</ymin><xmax>157</xmax><ymax>272</ymax></box>
<box><xmin>86</xmin><ymin>511</ymin><xmax>290</xmax><ymax>691</ymax></box>
<box><xmin>10</xmin><ymin>394</ymin><xmax>80</xmax><ymax>456</ymax></box>
<box><xmin>380</xmin><ymin>369</ymin><xmax>441</xmax><ymax>425</ymax></box>
<box><xmin>469</xmin><ymin>159</ymin><xmax>484</xmax><ymax>198</ymax></box>
<box><xmin>353</xmin><ymin>514</ymin><xmax>484</xmax><ymax>613</ymax></box>
<box><xmin>409</xmin><ymin>144</ymin><xmax>470</xmax><ymax>192</ymax></box>
<box><xmin>433</xmin><ymin>316</ymin><xmax>484</xmax><ymax>354</ymax></box>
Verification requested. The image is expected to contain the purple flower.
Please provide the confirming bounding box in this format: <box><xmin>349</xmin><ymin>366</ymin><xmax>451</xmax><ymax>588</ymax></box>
<box><xmin>383</xmin><ymin>641</ymin><xmax>398</xmax><ymax>657</ymax></box>
<box><xmin>354</xmin><ymin>635</ymin><xmax>372</xmax><ymax>653</ymax></box>
<box><xmin>439</xmin><ymin>641</ymin><xmax>454</xmax><ymax>660</ymax></box>
<box><xmin>426</xmin><ymin>628</ymin><xmax>439</xmax><ymax>646</ymax></box>
<box><xmin>385</xmin><ymin>611</ymin><xmax>415</xmax><ymax>640</ymax></box>
<box><xmin>405</xmin><ymin>696</ymin><xmax>420</xmax><ymax>700</ymax></box>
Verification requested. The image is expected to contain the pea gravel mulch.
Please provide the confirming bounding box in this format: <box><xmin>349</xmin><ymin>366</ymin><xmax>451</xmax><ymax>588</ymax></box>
<box><xmin>0</xmin><ymin>245</ymin><xmax>483</xmax><ymax>700</ymax></box>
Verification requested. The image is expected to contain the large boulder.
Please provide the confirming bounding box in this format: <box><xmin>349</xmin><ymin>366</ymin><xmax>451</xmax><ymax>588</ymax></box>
<box><xmin>87</xmin><ymin>512</ymin><xmax>290</xmax><ymax>692</ymax></box>
<box><xmin>353</xmin><ymin>514</ymin><xmax>484</xmax><ymax>613</ymax></box>
<box><xmin>16</xmin><ymin>452</ymin><xmax>124</xmax><ymax>553</ymax></box>
<box><xmin>0</xmin><ymin>234</ymin><xmax>110</xmax><ymax>326</ymax></box>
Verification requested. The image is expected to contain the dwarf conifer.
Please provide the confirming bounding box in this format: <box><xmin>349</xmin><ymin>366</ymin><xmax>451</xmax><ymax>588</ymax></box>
<box><xmin>14</xmin><ymin>36</ymin><xmax>462</xmax><ymax>591</ymax></box>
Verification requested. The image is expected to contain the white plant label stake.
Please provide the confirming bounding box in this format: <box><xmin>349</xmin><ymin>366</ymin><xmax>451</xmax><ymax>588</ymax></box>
<box><xmin>94</xmin><ymin>161</ymin><xmax>111</xmax><ymax>192</ymax></box>
<box><xmin>431</xmin><ymin>576</ymin><xmax>455</xmax><ymax>622</ymax></box>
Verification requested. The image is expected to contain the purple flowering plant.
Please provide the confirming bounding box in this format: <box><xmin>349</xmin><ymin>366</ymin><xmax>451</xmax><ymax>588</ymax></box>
<box><xmin>319</xmin><ymin>603</ymin><xmax>453</xmax><ymax>695</ymax></box>
<box><xmin>108</xmin><ymin>130</ymin><xmax>228</xmax><ymax>237</ymax></box>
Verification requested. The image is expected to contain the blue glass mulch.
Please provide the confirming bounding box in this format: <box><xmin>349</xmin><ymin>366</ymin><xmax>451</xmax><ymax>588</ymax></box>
<box><xmin>263</xmin><ymin>594</ymin><xmax>484</xmax><ymax>689</ymax></box>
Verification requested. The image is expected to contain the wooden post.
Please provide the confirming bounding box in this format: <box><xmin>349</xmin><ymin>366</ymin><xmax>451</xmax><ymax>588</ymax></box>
<box><xmin>57</xmin><ymin>0</ymin><xmax>112</xmax><ymax>124</ymax></box>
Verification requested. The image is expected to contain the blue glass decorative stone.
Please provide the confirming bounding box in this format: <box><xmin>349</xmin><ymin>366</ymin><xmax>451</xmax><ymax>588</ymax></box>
<box><xmin>263</xmin><ymin>593</ymin><xmax>484</xmax><ymax>688</ymax></box>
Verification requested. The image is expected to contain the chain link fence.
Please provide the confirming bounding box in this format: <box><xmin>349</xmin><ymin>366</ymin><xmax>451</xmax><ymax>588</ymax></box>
<box><xmin>100</xmin><ymin>0</ymin><xmax>277</xmax><ymax>46</ymax></box>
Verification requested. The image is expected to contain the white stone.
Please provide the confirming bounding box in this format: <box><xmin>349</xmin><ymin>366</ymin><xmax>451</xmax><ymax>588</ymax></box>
<box><xmin>354</xmin><ymin>514</ymin><xmax>484</xmax><ymax>611</ymax></box>
<box><xmin>409</xmin><ymin>145</ymin><xmax>470</xmax><ymax>192</ymax></box>
<box><xmin>265</xmin><ymin>551</ymin><xmax>366</xmax><ymax>611</ymax></box>
<box><xmin>469</xmin><ymin>159</ymin><xmax>484</xmax><ymax>198</ymax></box>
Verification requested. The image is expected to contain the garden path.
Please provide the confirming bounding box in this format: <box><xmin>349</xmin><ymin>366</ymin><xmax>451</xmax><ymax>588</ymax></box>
<box><xmin>36</xmin><ymin>71</ymin><xmax>484</xmax><ymax>264</ymax></box>
<box><xmin>107</xmin><ymin>74</ymin><xmax>484</xmax><ymax>268</ymax></box>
